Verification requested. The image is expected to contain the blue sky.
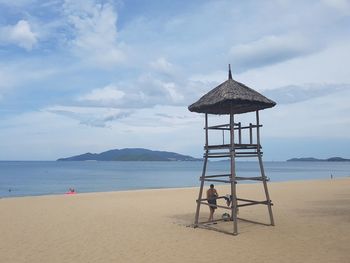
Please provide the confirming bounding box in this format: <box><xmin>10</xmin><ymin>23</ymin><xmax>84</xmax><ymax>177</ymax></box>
<box><xmin>0</xmin><ymin>0</ymin><xmax>349</xmax><ymax>160</ymax></box>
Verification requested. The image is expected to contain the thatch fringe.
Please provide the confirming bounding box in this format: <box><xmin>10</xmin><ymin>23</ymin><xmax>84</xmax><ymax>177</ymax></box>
<box><xmin>188</xmin><ymin>77</ymin><xmax>276</xmax><ymax>114</ymax></box>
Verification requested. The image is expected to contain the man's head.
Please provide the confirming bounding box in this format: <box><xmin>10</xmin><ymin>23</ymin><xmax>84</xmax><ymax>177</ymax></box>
<box><xmin>210</xmin><ymin>184</ymin><xmax>214</xmax><ymax>189</ymax></box>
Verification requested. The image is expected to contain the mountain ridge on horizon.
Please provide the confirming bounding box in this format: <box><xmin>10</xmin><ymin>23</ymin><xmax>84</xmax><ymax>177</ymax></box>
<box><xmin>57</xmin><ymin>148</ymin><xmax>201</xmax><ymax>161</ymax></box>
<box><xmin>287</xmin><ymin>157</ymin><xmax>350</xmax><ymax>162</ymax></box>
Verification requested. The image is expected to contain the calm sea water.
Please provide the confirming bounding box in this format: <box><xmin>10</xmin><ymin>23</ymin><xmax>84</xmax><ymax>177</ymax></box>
<box><xmin>0</xmin><ymin>161</ymin><xmax>349</xmax><ymax>198</ymax></box>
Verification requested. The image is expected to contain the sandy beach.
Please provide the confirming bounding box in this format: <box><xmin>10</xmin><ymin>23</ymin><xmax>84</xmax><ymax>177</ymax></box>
<box><xmin>1</xmin><ymin>178</ymin><xmax>350</xmax><ymax>263</ymax></box>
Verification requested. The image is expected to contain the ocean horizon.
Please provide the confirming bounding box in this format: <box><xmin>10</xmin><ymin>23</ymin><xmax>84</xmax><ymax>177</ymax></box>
<box><xmin>1</xmin><ymin>160</ymin><xmax>349</xmax><ymax>198</ymax></box>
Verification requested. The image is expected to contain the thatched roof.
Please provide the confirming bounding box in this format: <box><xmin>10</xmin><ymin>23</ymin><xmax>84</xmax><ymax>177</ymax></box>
<box><xmin>188</xmin><ymin>65</ymin><xmax>276</xmax><ymax>115</ymax></box>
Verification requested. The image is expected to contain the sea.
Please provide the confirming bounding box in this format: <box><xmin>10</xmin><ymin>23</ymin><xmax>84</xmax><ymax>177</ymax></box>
<box><xmin>0</xmin><ymin>161</ymin><xmax>349</xmax><ymax>198</ymax></box>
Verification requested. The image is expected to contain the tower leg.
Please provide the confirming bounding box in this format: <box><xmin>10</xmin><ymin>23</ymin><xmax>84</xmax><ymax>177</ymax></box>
<box><xmin>255</xmin><ymin>110</ymin><xmax>274</xmax><ymax>226</ymax></box>
<box><xmin>258</xmin><ymin>153</ymin><xmax>275</xmax><ymax>226</ymax></box>
<box><xmin>194</xmin><ymin>156</ymin><xmax>208</xmax><ymax>226</ymax></box>
<box><xmin>230</xmin><ymin>113</ymin><xmax>238</xmax><ymax>235</ymax></box>
<box><xmin>194</xmin><ymin>114</ymin><xmax>209</xmax><ymax>227</ymax></box>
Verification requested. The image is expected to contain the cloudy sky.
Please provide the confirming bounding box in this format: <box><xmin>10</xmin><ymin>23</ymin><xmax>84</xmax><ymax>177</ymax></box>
<box><xmin>0</xmin><ymin>0</ymin><xmax>349</xmax><ymax>161</ymax></box>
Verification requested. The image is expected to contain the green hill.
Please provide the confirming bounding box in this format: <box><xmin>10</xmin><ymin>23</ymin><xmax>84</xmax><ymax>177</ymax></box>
<box><xmin>57</xmin><ymin>148</ymin><xmax>200</xmax><ymax>161</ymax></box>
<box><xmin>287</xmin><ymin>157</ymin><xmax>350</xmax><ymax>162</ymax></box>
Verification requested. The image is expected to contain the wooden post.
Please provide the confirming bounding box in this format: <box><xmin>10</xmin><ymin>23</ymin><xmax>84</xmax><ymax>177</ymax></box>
<box><xmin>238</xmin><ymin>122</ymin><xmax>242</xmax><ymax>144</ymax></box>
<box><xmin>249</xmin><ymin>123</ymin><xmax>253</xmax><ymax>144</ymax></box>
<box><xmin>256</xmin><ymin>110</ymin><xmax>275</xmax><ymax>226</ymax></box>
<box><xmin>194</xmin><ymin>113</ymin><xmax>209</xmax><ymax>226</ymax></box>
<box><xmin>230</xmin><ymin>112</ymin><xmax>238</xmax><ymax>235</ymax></box>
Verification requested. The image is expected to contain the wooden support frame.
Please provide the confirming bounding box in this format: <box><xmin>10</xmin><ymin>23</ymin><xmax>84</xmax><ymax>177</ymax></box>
<box><xmin>193</xmin><ymin>111</ymin><xmax>275</xmax><ymax>235</ymax></box>
<box><xmin>229</xmin><ymin>112</ymin><xmax>238</xmax><ymax>235</ymax></box>
<box><xmin>256</xmin><ymin>110</ymin><xmax>275</xmax><ymax>226</ymax></box>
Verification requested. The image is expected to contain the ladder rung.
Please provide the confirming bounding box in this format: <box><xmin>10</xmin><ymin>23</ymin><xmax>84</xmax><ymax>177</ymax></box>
<box><xmin>198</xmin><ymin>196</ymin><xmax>227</xmax><ymax>202</ymax></box>
<box><xmin>235</xmin><ymin>152</ymin><xmax>260</xmax><ymax>155</ymax></box>
<box><xmin>201</xmin><ymin>177</ymin><xmax>266</xmax><ymax>182</ymax></box>
<box><xmin>206</xmin><ymin>154</ymin><xmax>231</xmax><ymax>158</ymax></box>
<box><xmin>200</xmin><ymin>178</ymin><xmax>232</xmax><ymax>183</ymax></box>
<box><xmin>235</xmin><ymin>176</ymin><xmax>268</xmax><ymax>181</ymax></box>
<box><xmin>198</xmin><ymin>200</ymin><xmax>271</xmax><ymax>209</ymax></box>
<box><xmin>237</xmin><ymin>197</ymin><xmax>261</xmax><ymax>202</ymax></box>
<box><xmin>197</xmin><ymin>201</ymin><xmax>232</xmax><ymax>210</ymax></box>
<box><xmin>237</xmin><ymin>201</ymin><xmax>271</xmax><ymax>208</ymax></box>
<box><xmin>205</xmin><ymin>144</ymin><xmax>260</xmax><ymax>150</ymax></box>
<box><xmin>206</xmin><ymin>123</ymin><xmax>230</xmax><ymax>129</ymax></box>
<box><xmin>196</xmin><ymin>218</ymin><xmax>226</xmax><ymax>225</ymax></box>
<box><xmin>235</xmin><ymin>154</ymin><xmax>261</xmax><ymax>158</ymax></box>
<box><xmin>205</xmin><ymin>153</ymin><xmax>263</xmax><ymax>158</ymax></box>
<box><xmin>207</xmin><ymin>152</ymin><xmax>231</xmax><ymax>155</ymax></box>
<box><xmin>206</xmin><ymin>144</ymin><xmax>230</xmax><ymax>149</ymax></box>
<box><xmin>205</xmin><ymin>124</ymin><xmax>262</xmax><ymax>130</ymax></box>
<box><xmin>202</xmin><ymin>174</ymin><xmax>231</xmax><ymax>178</ymax></box>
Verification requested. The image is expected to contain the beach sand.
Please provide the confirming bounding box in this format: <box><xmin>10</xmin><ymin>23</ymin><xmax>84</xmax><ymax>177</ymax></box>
<box><xmin>1</xmin><ymin>178</ymin><xmax>350</xmax><ymax>263</ymax></box>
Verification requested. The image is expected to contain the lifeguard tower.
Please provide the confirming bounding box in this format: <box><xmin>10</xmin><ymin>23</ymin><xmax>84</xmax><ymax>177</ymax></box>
<box><xmin>188</xmin><ymin>65</ymin><xmax>276</xmax><ymax>235</ymax></box>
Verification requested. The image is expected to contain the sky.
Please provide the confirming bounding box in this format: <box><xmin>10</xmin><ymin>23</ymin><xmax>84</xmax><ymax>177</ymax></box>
<box><xmin>0</xmin><ymin>0</ymin><xmax>349</xmax><ymax>161</ymax></box>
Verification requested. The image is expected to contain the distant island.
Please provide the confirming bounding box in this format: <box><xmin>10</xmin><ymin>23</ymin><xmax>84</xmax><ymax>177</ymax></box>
<box><xmin>287</xmin><ymin>157</ymin><xmax>350</xmax><ymax>162</ymax></box>
<box><xmin>57</xmin><ymin>148</ymin><xmax>201</xmax><ymax>161</ymax></box>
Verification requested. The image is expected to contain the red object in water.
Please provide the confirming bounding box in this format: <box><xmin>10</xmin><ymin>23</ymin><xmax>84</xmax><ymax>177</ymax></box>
<box><xmin>65</xmin><ymin>188</ymin><xmax>76</xmax><ymax>194</ymax></box>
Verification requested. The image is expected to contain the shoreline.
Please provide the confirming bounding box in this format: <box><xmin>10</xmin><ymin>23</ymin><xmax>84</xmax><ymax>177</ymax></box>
<box><xmin>2</xmin><ymin>161</ymin><xmax>349</xmax><ymax>199</ymax></box>
<box><xmin>1</xmin><ymin>176</ymin><xmax>348</xmax><ymax>200</ymax></box>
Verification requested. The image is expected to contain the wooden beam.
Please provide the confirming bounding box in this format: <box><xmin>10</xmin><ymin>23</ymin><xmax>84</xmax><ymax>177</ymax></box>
<box><xmin>237</xmin><ymin>197</ymin><xmax>266</xmax><ymax>203</ymax></box>
<box><xmin>237</xmin><ymin>201</ymin><xmax>269</xmax><ymax>208</ymax></box>
<box><xmin>238</xmin><ymin>122</ymin><xmax>242</xmax><ymax>144</ymax></box>
<box><xmin>200</xmin><ymin>178</ymin><xmax>232</xmax><ymax>183</ymax></box>
<box><xmin>206</xmin><ymin>154</ymin><xmax>231</xmax><ymax>158</ymax></box>
<box><xmin>235</xmin><ymin>176</ymin><xmax>266</xmax><ymax>181</ymax></box>
<box><xmin>201</xmin><ymin>174</ymin><xmax>231</xmax><ymax>178</ymax></box>
<box><xmin>249</xmin><ymin>123</ymin><xmax>253</xmax><ymax>144</ymax></box>
<box><xmin>207</xmin><ymin>123</ymin><xmax>230</xmax><ymax>129</ymax></box>
<box><xmin>230</xmin><ymin>112</ymin><xmax>238</xmax><ymax>235</ymax></box>
<box><xmin>198</xmin><ymin>196</ymin><xmax>228</xmax><ymax>201</ymax></box>
<box><xmin>206</xmin><ymin>143</ymin><xmax>260</xmax><ymax>149</ymax></box>
<box><xmin>206</xmin><ymin>124</ymin><xmax>262</xmax><ymax>130</ymax></box>
<box><xmin>196</xmin><ymin>218</ymin><xmax>226</xmax><ymax>225</ymax></box>
<box><xmin>198</xmin><ymin>201</ymin><xmax>232</xmax><ymax>210</ymax></box>
<box><xmin>256</xmin><ymin>110</ymin><xmax>275</xmax><ymax>226</ymax></box>
<box><xmin>235</xmin><ymin>155</ymin><xmax>260</xmax><ymax>158</ymax></box>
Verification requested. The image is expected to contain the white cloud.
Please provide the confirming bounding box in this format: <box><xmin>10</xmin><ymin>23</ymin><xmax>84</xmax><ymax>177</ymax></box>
<box><xmin>263</xmin><ymin>83</ymin><xmax>350</xmax><ymax>104</ymax></box>
<box><xmin>234</xmin><ymin>40</ymin><xmax>350</xmax><ymax>90</ymax></box>
<box><xmin>261</xmin><ymin>88</ymin><xmax>350</xmax><ymax>139</ymax></box>
<box><xmin>63</xmin><ymin>0</ymin><xmax>125</xmax><ymax>67</ymax></box>
<box><xmin>322</xmin><ymin>0</ymin><xmax>350</xmax><ymax>15</ymax></box>
<box><xmin>78</xmin><ymin>85</ymin><xmax>125</xmax><ymax>105</ymax></box>
<box><xmin>0</xmin><ymin>20</ymin><xmax>37</xmax><ymax>50</ymax></box>
<box><xmin>75</xmin><ymin>74</ymin><xmax>191</xmax><ymax>110</ymax></box>
<box><xmin>46</xmin><ymin>105</ymin><xmax>132</xmax><ymax>128</ymax></box>
<box><xmin>0</xmin><ymin>105</ymin><xmax>203</xmax><ymax>160</ymax></box>
<box><xmin>136</xmin><ymin>74</ymin><xmax>187</xmax><ymax>106</ymax></box>
<box><xmin>0</xmin><ymin>61</ymin><xmax>60</xmax><ymax>97</ymax></box>
<box><xmin>230</xmin><ymin>33</ymin><xmax>314</xmax><ymax>70</ymax></box>
<box><xmin>0</xmin><ymin>0</ymin><xmax>36</xmax><ymax>7</ymax></box>
<box><xmin>1</xmin><ymin>0</ymin><xmax>350</xmax><ymax>160</ymax></box>
<box><xmin>163</xmin><ymin>82</ymin><xmax>184</xmax><ymax>103</ymax></box>
<box><xmin>189</xmin><ymin>70</ymin><xmax>226</xmax><ymax>83</ymax></box>
<box><xmin>150</xmin><ymin>57</ymin><xmax>175</xmax><ymax>75</ymax></box>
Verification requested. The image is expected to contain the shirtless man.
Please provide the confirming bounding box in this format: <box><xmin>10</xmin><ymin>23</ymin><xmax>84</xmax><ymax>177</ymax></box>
<box><xmin>207</xmin><ymin>184</ymin><xmax>218</xmax><ymax>223</ymax></box>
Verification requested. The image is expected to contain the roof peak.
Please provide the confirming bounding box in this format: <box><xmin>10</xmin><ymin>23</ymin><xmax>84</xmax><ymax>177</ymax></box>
<box><xmin>188</xmin><ymin>64</ymin><xmax>276</xmax><ymax>114</ymax></box>
<box><xmin>228</xmin><ymin>64</ymin><xmax>232</xmax><ymax>80</ymax></box>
